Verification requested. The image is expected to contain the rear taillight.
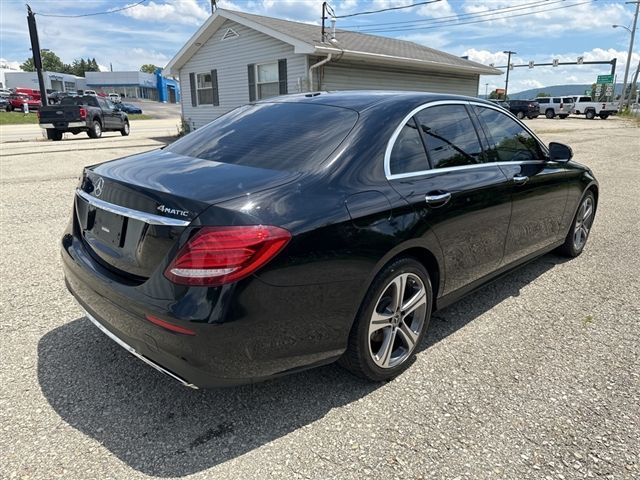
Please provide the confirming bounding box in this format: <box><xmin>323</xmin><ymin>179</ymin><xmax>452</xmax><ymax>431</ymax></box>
<box><xmin>165</xmin><ymin>225</ymin><xmax>291</xmax><ymax>286</ymax></box>
<box><xmin>79</xmin><ymin>107</ymin><xmax>87</xmax><ymax>119</ymax></box>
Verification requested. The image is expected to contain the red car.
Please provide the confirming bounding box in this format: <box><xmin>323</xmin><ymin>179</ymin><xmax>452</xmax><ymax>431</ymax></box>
<box><xmin>7</xmin><ymin>93</ymin><xmax>41</xmax><ymax>111</ymax></box>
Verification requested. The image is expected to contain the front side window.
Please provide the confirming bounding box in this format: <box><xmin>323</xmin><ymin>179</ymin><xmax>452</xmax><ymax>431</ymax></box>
<box><xmin>474</xmin><ymin>106</ymin><xmax>542</xmax><ymax>162</ymax></box>
<box><xmin>196</xmin><ymin>73</ymin><xmax>213</xmax><ymax>105</ymax></box>
<box><xmin>256</xmin><ymin>63</ymin><xmax>279</xmax><ymax>99</ymax></box>
<box><xmin>389</xmin><ymin>119</ymin><xmax>429</xmax><ymax>175</ymax></box>
<box><xmin>415</xmin><ymin>105</ymin><xmax>483</xmax><ymax>169</ymax></box>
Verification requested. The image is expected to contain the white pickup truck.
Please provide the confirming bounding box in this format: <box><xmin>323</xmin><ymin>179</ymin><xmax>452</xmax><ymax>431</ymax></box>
<box><xmin>571</xmin><ymin>96</ymin><xmax>618</xmax><ymax>119</ymax></box>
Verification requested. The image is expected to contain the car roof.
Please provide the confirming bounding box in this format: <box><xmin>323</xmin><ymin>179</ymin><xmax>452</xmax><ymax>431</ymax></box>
<box><xmin>258</xmin><ymin>90</ymin><xmax>495</xmax><ymax>113</ymax></box>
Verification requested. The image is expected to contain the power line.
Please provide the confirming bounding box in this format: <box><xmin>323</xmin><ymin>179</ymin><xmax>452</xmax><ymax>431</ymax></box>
<box><xmin>336</xmin><ymin>0</ymin><xmax>442</xmax><ymax>19</ymax></box>
<box><xmin>349</xmin><ymin>0</ymin><xmax>595</xmax><ymax>33</ymax></box>
<box><xmin>340</xmin><ymin>0</ymin><xmax>554</xmax><ymax>29</ymax></box>
<box><xmin>35</xmin><ymin>0</ymin><xmax>147</xmax><ymax>18</ymax></box>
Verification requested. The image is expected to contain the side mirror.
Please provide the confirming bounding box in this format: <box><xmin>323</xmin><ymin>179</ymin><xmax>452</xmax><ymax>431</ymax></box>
<box><xmin>548</xmin><ymin>142</ymin><xmax>573</xmax><ymax>162</ymax></box>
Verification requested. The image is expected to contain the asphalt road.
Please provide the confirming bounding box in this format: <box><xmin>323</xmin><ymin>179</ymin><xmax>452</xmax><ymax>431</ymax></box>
<box><xmin>1</xmin><ymin>115</ymin><xmax>638</xmax><ymax>480</ymax></box>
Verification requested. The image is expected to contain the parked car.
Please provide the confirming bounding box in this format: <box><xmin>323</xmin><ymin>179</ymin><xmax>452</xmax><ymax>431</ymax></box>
<box><xmin>0</xmin><ymin>88</ymin><xmax>11</xmax><ymax>98</ymax></box>
<box><xmin>536</xmin><ymin>97</ymin><xmax>574</xmax><ymax>119</ymax></box>
<box><xmin>570</xmin><ymin>95</ymin><xmax>618</xmax><ymax>119</ymax></box>
<box><xmin>38</xmin><ymin>95</ymin><xmax>129</xmax><ymax>141</ymax></box>
<box><xmin>7</xmin><ymin>93</ymin><xmax>40</xmax><ymax>111</ymax></box>
<box><xmin>0</xmin><ymin>97</ymin><xmax>9</xmax><ymax>110</ymax></box>
<box><xmin>507</xmin><ymin>99</ymin><xmax>540</xmax><ymax>119</ymax></box>
<box><xmin>115</xmin><ymin>102</ymin><xmax>142</xmax><ymax>114</ymax></box>
<box><xmin>62</xmin><ymin>91</ymin><xmax>598</xmax><ymax>388</ymax></box>
<box><xmin>83</xmin><ymin>90</ymin><xmax>97</xmax><ymax>96</ymax></box>
<box><xmin>108</xmin><ymin>92</ymin><xmax>121</xmax><ymax>103</ymax></box>
<box><xmin>489</xmin><ymin>99</ymin><xmax>510</xmax><ymax>110</ymax></box>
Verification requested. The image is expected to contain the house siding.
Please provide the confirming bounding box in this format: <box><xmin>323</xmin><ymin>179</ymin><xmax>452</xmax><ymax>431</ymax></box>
<box><xmin>179</xmin><ymin>20</ymin><xmax>308</xmax><ymax>129</ymax></box>
<box><xmin>318</xmin><ymin>61</ymin><xmax>479</xmax><ymax>96</ymax></box>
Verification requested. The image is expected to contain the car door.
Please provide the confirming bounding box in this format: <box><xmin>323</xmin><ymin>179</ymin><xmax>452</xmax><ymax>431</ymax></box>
<box><xmin>97</xmin><ymin>97</ymin><xmax>116</xmax><ymax>129</ymax></box>
<box><xmin>472</xmin><ymin>104</ymin><xmax>570</xmax><ymax>265</ymax></box>
<box><xmin>386</xmin><ymin>102</ymin><xmax>512</xmax><ymax>295</ymax></box>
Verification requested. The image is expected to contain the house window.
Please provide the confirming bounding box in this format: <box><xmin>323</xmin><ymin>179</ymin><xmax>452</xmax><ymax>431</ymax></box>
<box><xmin>256</xmin><ymin>62</ymin><xmax>279</xmax><ymax>100</ymax></box>
<box><xmin>196</xmin><ymin>73</ymin><xmax>213</xmax><ymax>105</ymax></box>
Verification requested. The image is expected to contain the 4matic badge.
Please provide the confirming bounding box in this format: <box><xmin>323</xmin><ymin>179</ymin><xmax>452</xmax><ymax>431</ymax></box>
<box><xmin>157</xmin><ymin>205</ymin><xmax>190</xmax><ymax>217</ymax></box>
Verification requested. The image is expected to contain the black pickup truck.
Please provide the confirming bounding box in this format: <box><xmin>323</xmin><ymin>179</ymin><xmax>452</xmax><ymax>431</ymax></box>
<box><xmin>39</xmin><ymin>95</ymin><xmax>130</xmax><ymax>141</ymax></box>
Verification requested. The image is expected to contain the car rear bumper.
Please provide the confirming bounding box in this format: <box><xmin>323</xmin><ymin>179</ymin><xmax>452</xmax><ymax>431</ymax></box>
<box><xmin>61</xmin><ymin>231</ymin><xmax>351</xmax><ymax>388</ymax></box>
<box><xmin>40</xmin><ymin>122</ymin><xmax>86</xmax><ymax>129</ymax></box>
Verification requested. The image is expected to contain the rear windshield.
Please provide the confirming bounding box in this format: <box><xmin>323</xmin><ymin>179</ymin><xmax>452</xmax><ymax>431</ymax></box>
<box><xmin>166</xmin><ymin>102</ymin><xmax>358</xmax><ymax>171</ymax></box>
<box><xmin>60</xmin><ymin>96</ymin><xmax>99</xmax><ymax>107</ymax></box>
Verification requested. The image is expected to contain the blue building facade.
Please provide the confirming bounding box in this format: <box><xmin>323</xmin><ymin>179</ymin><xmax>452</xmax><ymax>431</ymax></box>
<box><xmin>156</xmin><ymin>68</ymin><xmax>180</xmax><ymax>103</ymax></box>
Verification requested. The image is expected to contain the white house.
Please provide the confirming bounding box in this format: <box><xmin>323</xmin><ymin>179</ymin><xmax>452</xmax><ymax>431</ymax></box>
<box><xmin>165</xmin><ymin>9</ymin><xmax>501</xmax><ymax>129</ymax></box>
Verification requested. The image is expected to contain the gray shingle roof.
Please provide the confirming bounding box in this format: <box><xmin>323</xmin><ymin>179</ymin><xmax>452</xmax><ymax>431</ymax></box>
<box><xmin>228</xmin><ymin>9</ymin><xmax>499</xmax><ymax>75</ymax></box>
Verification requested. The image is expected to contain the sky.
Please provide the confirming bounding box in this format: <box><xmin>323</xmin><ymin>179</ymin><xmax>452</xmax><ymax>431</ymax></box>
<box><xmin>0</xmin><ymin>0</ymin><xmax>638</xmax><ymax>94</ymax></box>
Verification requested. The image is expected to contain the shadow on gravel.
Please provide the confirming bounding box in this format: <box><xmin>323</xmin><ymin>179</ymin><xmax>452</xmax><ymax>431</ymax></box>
<box><xmin>37</xmin><ymin>253</ymin><xmax>567</xmax><ymax>477</ymax></box>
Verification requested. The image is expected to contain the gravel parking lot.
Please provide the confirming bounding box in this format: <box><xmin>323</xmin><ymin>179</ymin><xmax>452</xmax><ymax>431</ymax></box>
<box><xmin>1</xmin><ymin>115</ymin><xmax>638</xmax><ymax>480</ymax></box>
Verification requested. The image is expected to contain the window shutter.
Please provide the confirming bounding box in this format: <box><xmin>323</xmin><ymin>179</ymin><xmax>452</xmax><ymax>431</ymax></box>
<box><xmin>211</xmin><ymin>69</ymin><xmax>219</xmax><ymax>106</ymax></box>
<box><xmin>247</xmin><ymin>64</ymin><xmax>256</xmax><ymax>102</ymax></box>
<box><xmin>278</xmin><ymin>59</ymin><xmax>288</xmax><ymax>95</ymax></box>
<box><xmin>189</xmin><ymin>73</ymin><xmax>197</xmax><ymax>107</ymax></box>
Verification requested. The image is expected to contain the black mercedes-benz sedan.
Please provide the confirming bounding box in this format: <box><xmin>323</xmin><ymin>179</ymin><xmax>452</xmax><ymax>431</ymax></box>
<box><xmin>61</xmin><ymin>91</ymin><xmax>598</xmax><ymax>388</ymax></box>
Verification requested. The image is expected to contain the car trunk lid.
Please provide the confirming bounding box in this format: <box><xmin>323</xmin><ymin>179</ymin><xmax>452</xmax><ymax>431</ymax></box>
<box><xmin>75</xmin><ymin>149</ymin><xmax>298</xmax><ymax>279</ymax></box>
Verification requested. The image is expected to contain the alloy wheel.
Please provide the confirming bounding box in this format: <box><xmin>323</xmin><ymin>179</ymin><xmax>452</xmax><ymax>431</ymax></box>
<box><xmin>368</xmin><ymin>273</ymin><xmax>427</xmax><ymax>369</ymax></box>
<box><xmin>573</xmin><ymin>196</ymin><xmax>594</xmax><ymax>250</ymax></box>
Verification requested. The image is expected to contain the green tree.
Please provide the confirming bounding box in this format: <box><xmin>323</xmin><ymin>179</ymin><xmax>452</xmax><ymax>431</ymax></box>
<box><xmin>140</xmin><ymin>64</ymin><xmax>161</xmax><ymax>74</ymax></box>
<box><xmin>20</xmin><ymin>50</ymin><xmax>65</xmax><ymax>72</ymax></box>
<box><xmin>536</xmin><ymin>92</ymin><xmax>551</xmax><ymax>98</ymax></box>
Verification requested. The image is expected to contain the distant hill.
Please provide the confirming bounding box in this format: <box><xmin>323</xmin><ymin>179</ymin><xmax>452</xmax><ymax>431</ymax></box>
<box><xmin>506</xmin><ymin>84</ymin><xmax>624</xmax><ymax>100</ymax></box>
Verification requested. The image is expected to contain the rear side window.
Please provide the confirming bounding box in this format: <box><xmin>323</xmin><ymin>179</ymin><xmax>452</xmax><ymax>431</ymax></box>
<box><xmin>553</xmin><ymin>98</ymin><xmax>561</xmax><ymax>104</ymax></box>
<box><xmin>474</xmin><ymin>106</ymin><xmax>542</xmax><ymax>162</ymax></box>
<box><xmin>578</xmin><ymin>96</ymin><xmax>591</xmax><ymax>102</ymax></box>
<box><xmin>166</xmin><ymin>103</ymin><xmax>358</xmax><ymax>171</ymax></box>
<box><xmin>389</xmin><ymin>119</ymin><xmax>429</xmax><ymax>175</ymax></box>
<box><xmin>415</xmin><ymin>105</ymin><xmax>483</xmax><ymax>169</ymax></box>
<box><xmin>537</xmin><ymin>98</ymin><xmax>549</xmax><ymax>104</ymax></box>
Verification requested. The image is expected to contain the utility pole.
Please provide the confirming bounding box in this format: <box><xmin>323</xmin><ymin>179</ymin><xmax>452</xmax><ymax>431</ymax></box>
<box><xmin>503</xmin><ymin>50</ymin><xmax>516</xmax><ymax>100</ymax></box>
<box><xmin>485</xmin><ymin>82</ymin><xmax>489</xmax><ymax>98</ymax></box>
<box><xmin>619</xmin><ymin>1</ymin><xmax>639</xmax><ymax>110</ymax></box>
<box><xmin>26</xmin><ymin>5</ymin><xmax>47</xmax><ymax>107</ymax></box>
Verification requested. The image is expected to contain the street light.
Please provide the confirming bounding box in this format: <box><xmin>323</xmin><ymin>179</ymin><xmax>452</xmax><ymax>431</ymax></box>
<box><xmin>485</xmin><ymin>82</ymin><xmax>489</xmax><ymax>98</ymax></box>
<box><xmin>614</xmin><ymin>1</ymin><xmax>639</xmax><ymax>110</ymax></box>
<box><xmin>612</xmin><ymin>24</ymin><xmax>632</xmax><ymax>33</ymax></box>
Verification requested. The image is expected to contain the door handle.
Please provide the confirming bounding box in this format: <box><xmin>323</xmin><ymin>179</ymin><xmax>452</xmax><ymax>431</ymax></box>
<box><xmin>513</xmin><ymin>174</ymin><xmax>529</xmax><ymax>185</ymax></box>
<box><xmin>425</xmin><ymin>192</ymin><xmax>451</xmax><ymax>207</ymax></box>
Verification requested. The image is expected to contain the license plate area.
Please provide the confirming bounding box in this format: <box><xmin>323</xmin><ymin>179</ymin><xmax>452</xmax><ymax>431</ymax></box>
<box><xmin>88</xmin><ymin>208</ymin><xmax>127</xmax><ymax>247</ymax></box>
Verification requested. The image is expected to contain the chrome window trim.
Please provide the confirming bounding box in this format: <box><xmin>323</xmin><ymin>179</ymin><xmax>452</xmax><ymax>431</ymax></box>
<box><xmin>76</xmin><ymin>189</ymin><xmax>192</xmax><ymax>227</ymax></box>
<box><xmin>384</xmin><ymin>99</ymin><xmax>548</xmax><ymax>181</ymax></box>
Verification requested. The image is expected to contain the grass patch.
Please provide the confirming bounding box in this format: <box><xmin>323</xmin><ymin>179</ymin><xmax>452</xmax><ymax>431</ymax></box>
<box><xmin>618</xmin><ymin>111</ymin><xmax>640</xmax><ymax>127</ymax></box>
<box><xmin>127</xmin><ymin>114</ymin><xmax>153</xmax><ymax>120</ymax></box>
<box><xmin>0</xmin><ymin>111</ymin><xmax>39</xmax><ymax>125</ymax></box>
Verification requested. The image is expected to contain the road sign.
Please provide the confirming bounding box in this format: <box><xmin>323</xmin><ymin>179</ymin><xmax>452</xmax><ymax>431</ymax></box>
<box><xmin>509</xmin><ymin>63</ymin><xmax>514</xmax><ymax>71</ymax></box>
<box><xmin>553</xmin><ymin>59</ymin><xmax>559</xmax><ymax>67</ymax></box>
<box><xmin>595</xmin><ymin>84</ymin><xmax>603</xmax><ymax>96</ymax></box>
<box><xmin>577</xmin><ymin>56</ymin><xmax>584</xmax><ymax>65</ymax></box>
<box><xmin>597</xmin><ymin>74</ymin><xmax>614</xmax><ymax>84</ymax></box>
<box><xmin>605</xmin><ymin>83</ymin><xmax>614</xmax><ymax>96</ymax></box>
<box><xmin>528</xmin><ymin>60</ymin><xmax>534</xmax><ymax>69</ymax></box>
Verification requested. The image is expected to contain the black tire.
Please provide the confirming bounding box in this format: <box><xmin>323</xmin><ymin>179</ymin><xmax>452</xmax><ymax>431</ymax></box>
<box><xmin>556</xmin><ymin>191</ymin><xmax>596</xmax><ymax>258</ymax></box>
<box><xmin>527</xmin><ymin>114</ymin><xmax>537</xmax><ymax>119</ymax></box>
<box><xmin>46</xmin><ymin>129</ymin><xmax>63</xmax><ymax>141</ymax></box>
<box><xmin>516</xmin><ymin>111</ymin><xmax>525</xmax><ymax>119</ymax></box>
<box><xmin>120</xmin><ymin>121</ymin><xmax>130</xmax><ymax>136</ymax></box>
<box><xmin>545</xmin><ymin>109</ymin><xmax>555</xmax><ymax>119</ymax></box>
<box><xmin>87</xmin><ymin>120</ymin><xmax>102</xmax><ymax>138</ymax></box>
<box><xmin>339</xmin><ymin>257</ymin><xmax>433</xmax><ymax>382</ymax></box>
<box><xmin>559</xmin><ymin>114</ymin><xmax>568</xmax><ymax>119</ymax></box>
<box><xmin>599</xmin><ymin>114</ymin><xmax>609</xmax><ymax>120</ymax></box>
<box><xmin>585</xmin><ymin>110</ymin><xmax>596</xmax><ymax>120</ymax></box>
